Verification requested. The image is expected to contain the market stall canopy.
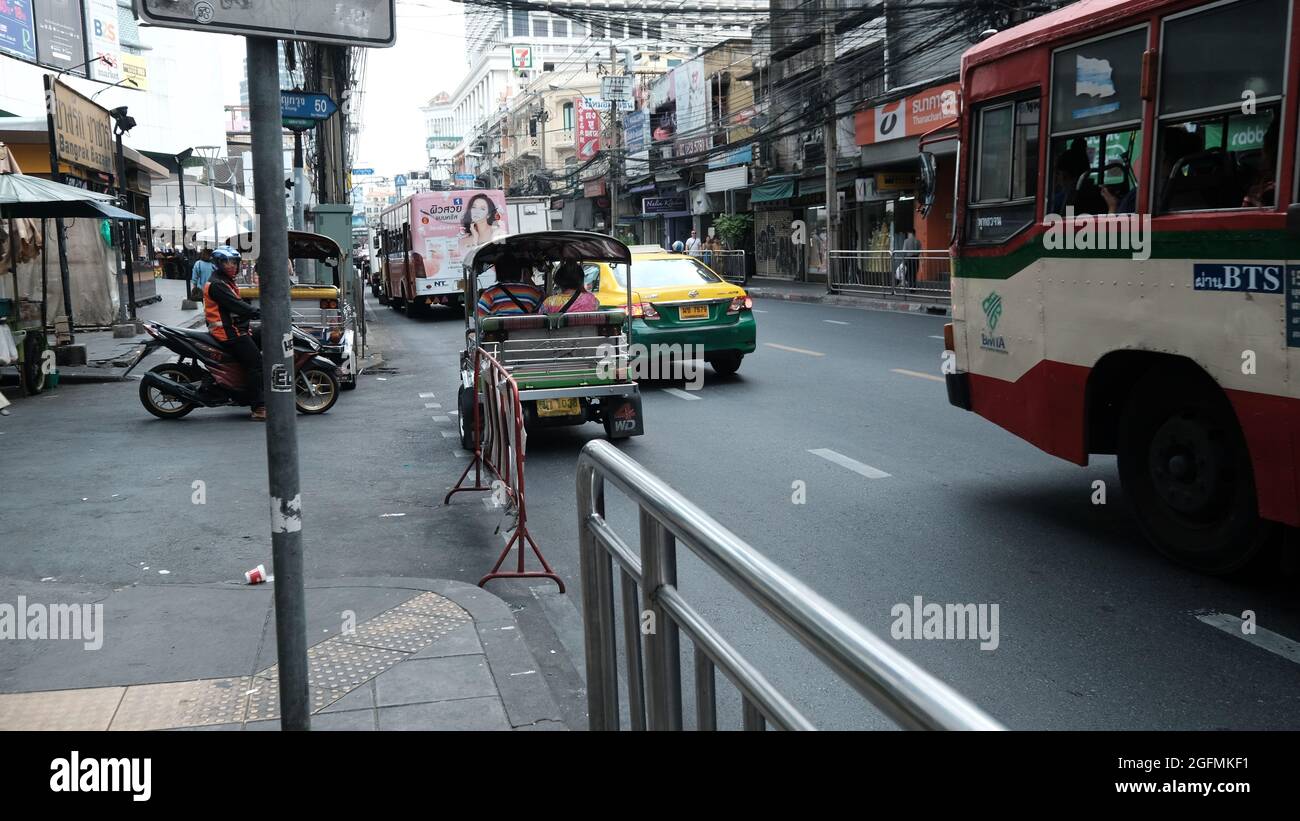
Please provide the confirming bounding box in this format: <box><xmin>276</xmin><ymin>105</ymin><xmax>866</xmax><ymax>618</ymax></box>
<box><xmin>0</xmin><ymin>173</ymin><xmax>144</xmax><ymax>221</ymax></box>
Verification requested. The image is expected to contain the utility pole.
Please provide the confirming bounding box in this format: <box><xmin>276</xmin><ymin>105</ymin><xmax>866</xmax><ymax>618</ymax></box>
<box><xmin>608</xmin><ymin>41</ymin><xmax>620</xmax><ymax>237</ymax></box>
<box><xmin>292</xmin><ymin>129</ymin><xmax>307</xmax><ymax>281</ymax></box>
<box><xmin>823</xmin><ymin>0</ymin><xmax>839</xmax><ymax>293</ymax></box>
<box><xmin>247</xmin><ymin>34</ymin><xmax>310</xmax><ymax>732</ymax></box>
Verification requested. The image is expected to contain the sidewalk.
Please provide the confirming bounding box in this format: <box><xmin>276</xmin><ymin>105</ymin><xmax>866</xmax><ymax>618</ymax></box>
<box><xmin>745</xmin><ymin>277</ymin><xmax>952</xmax><ymax>317</ymax></box>
<box><xmin>57</xmin><ymin>279</ymin><xmax>206</xmax><ymax>384</ymax></box>
<box><xmin>0</xmin><ymin>576</ymin><xmax>566</xmax><ymax>731</ymax></box>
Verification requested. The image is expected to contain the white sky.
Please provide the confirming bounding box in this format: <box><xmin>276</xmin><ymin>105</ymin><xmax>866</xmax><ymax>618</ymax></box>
<box><xmin>214</xmin><ymin>0</ymin><xmax>467</xmax><ymax>178</ymax></box>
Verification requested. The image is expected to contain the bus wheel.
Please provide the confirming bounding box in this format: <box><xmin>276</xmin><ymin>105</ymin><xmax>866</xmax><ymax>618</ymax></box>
<box><xmin>377</xmin><ymin>287</ymin><xmax>389</xmax><ymax>305</ymax></box>
<box><xmin>1117</xmin><ymin>370</ymin><xmax>1276</xmax><ymax>575</ymax></box>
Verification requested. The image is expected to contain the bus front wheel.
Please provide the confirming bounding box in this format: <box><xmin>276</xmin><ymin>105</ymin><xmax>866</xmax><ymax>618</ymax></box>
<box><xmin>1117</xmin><ymin>370</ymin><xmax>1276</xmax><ymax>575</ymax></box>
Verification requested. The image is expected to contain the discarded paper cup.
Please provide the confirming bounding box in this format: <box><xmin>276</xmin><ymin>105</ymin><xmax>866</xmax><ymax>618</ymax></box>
<box><xmin>244</xmin><ymin>564</ymin><xmax>267</xmax><ymax>585</ymax></box>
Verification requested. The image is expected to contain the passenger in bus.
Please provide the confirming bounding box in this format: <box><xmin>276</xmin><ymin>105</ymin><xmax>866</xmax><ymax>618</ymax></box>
<box><xmin>1050</xmin><ymin>139</ymin><xmax>1091</xmax><ymax>216</ymax></box>
<box><xmin>476</xmin><ymin>254</ymin><xmax>543</xmax><ymax>317</ymax></box>
<box><xmin>1242</xmin><ymin>118</ymin><xmax>1279</xmax><ymax>208</ymax></box>
<box><xmin>540</xmin><ymin>262</ymin><xmax>599</xmax><ymax>315</ymax></box>
<box><xmin>1099</xmin><ymin>161</ymin><xmax>1138</xmax><ymax>215</ymax></box>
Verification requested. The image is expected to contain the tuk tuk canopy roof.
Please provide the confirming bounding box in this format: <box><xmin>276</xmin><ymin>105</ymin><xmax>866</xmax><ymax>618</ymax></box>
<box><xmin>463</xmin><ymin>231</ymin><xmax>631</xmax><ymax>272</ymax></box>
<box><xmin>223</xmin><ymin>230</ymin><xmax>342</xmax><ymax>262</ymax></box>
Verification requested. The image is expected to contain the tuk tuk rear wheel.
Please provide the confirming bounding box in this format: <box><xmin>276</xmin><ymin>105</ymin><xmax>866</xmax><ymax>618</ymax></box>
<box><xmin>457</xmin><ymin>383</ymin><xmax>480</xmax><ymax>450</ymax></box>
<box><xmin>19</xmin><ymin>332</ymin><xmax>48</xmax><ymax>395</ymax></box>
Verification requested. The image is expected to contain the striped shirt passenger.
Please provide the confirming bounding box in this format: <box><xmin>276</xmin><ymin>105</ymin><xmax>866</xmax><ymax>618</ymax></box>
<box><xmin>475</xmin><ymin>256</ymin><xmax>543</xmax><ymax>317</ymax></box>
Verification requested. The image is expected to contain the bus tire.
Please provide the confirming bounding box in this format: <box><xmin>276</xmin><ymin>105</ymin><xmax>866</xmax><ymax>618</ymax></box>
<box><xmin>1116</xmin><ymin>369</ymin><xmax>1276</xmax><ymax>575</ymax></box>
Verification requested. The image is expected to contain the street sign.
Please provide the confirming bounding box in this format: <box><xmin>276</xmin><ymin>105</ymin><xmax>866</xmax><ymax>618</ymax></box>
<box><xmin>282</xmin><ymin>91</ymin><xmax>338</xmax><ymax>121</ymax></box>
<box><xmin>353</xmin><ymin>168</ymin><xmax>375</xmax><ymax>175</ymax></box>
<box><xmin>616</xmin><ymin>100</ymin><xmax>634</xmax><ymax>112</ymax></box>
<box><xmin>583</xmin><ymin>97</ymin><xmax>611</xmax><ymax>112</ymax></box>
<box><xmin>135</xmin><ymin>1</ymin><xmax>396</xmax><ymax>47</ymax></box>
<box><xmin>511</xmin><ymin>45</ymin><xmax>534</xmax><ymax>69</ymax></box>
<box><xmin>454</xmin><ymin>173</ymin><xmax>475</xmax><ymax>181</ymax></box>
<box><xmin>600</xmin><ymin>75</ymin><xmax>631</xmax><ymax>102</ymax></box>
<box><xmin>395</xmin><ymin>174</ymin><xmax>407</xmax><ymax>187</ymax></box>
<box><xmin>282</xmin><ymin>118</ymin><xmax>316</xmax><ymax>132</ymax></box>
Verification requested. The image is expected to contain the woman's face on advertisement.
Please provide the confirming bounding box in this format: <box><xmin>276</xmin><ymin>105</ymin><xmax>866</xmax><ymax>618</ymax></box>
<box><xmin>470</xmin><ymin>199</ymin><xmax>490</xmax><ymax>223</ymax></box>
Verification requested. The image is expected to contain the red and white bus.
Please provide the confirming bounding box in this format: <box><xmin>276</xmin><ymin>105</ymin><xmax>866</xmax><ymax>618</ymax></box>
<box><xmin>378</xmin><ymin>189</ymin><xmax>509</xmax><ymax>316</ymax></box>
<box><xmin>929</xmin><ymin>0</ymin><xmax>1299</xmax><ymax>573</ymax></box>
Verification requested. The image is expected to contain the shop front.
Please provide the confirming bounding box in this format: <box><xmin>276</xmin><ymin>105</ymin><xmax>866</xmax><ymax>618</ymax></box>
<box><xmin>853</xmin><ymin>80</ymin><xmax>960</xmax><ymax>255</ymax></box>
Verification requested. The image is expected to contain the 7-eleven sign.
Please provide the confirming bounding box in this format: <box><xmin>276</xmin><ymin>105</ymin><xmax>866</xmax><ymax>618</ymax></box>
<box><xmin>512</xmin><ymin>45</ymin><xmax>534</xmax><ymax>69</ymax></box>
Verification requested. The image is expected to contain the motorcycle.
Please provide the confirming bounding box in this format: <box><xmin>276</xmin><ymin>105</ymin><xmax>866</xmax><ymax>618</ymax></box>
<box><xmin>128</xmin><ymin>321</ymin><xmax>340</xmax><ymax>419</ymax></box>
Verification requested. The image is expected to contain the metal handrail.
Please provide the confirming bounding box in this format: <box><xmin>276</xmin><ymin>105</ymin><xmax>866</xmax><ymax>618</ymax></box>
<box><xmin>576</xmin><ymin>439</ymin><xmax>1004</xmax><ymax>731</ymax></box>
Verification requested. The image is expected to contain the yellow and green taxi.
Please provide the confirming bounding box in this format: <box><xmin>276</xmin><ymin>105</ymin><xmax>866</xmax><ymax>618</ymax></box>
<box><xmin>582</xmin><ymin>246</ymin><xmax>756</xmax><ymax>375</ymax></box>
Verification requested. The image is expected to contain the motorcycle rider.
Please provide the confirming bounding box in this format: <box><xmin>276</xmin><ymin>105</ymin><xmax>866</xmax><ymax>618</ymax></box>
<box><xmin>204</xmin><ymin>246</ymin><xmax>265</xmax><ymax>421</ymax></box>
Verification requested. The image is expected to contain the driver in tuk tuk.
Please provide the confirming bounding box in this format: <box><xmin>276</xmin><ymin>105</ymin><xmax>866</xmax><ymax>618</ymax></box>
<box><xmin>476</xmin><ymin>254</ymin><xmax>543</xmax><ymax>317</ymax></box>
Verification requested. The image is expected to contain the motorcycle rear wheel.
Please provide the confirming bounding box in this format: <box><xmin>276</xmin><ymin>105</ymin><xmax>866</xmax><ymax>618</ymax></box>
<box><xmin>139</xmin><ymin>363</ymin><xmax>201</xmax><ymax>419</ymax></box>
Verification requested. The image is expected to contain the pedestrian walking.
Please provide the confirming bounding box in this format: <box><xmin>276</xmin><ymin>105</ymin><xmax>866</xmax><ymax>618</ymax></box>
<box><xmin>902</xmin><ymin>230</ymin><xmax>921</xmax><ymax>289</ymax></box>
<box><xmin>684</xmin><ymin>229</ymin><xmax>701</xmax><ymax>253</ymax></box>
<box><xmin>190</xmin><ymin>248</ymin><xmax>216</xmax><ymax>301</ymax></box>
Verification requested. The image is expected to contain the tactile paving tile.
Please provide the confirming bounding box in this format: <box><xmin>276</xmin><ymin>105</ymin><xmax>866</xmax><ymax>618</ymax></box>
<box><xmin>244</xmin><ymin>674</ymin><xmax>351</xmax><ymax>723</ymax></box>
<box><xmin>249</xmin><ymin>639</ymin><xmax>406</xmax><ymax>718</ymax></box>
<box><xmin>109</xmin><ymin>678</ymin><xmax>251</xmax><ymax>730</ymax></box>
<box><xmin>0</xmin><ymin>687</ymin><xmax>124</xmax><ymax>731</ymax></box>
<box><xmin>394</xmin><ymin>591</ymin><xmax>469</xmax><ymax>618</ymax></box>
<box><xmin>341</xmin><ymin>606</ymin><xmax>470</xmax><ymax>653</ymax></box>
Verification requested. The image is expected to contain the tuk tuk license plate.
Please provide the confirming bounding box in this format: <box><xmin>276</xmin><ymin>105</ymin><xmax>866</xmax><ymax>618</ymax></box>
<box><xmin>679</xmin><ymin>304</ymin><xmax>709</xmax><ymax>320</ymax></box>
<box><xmin>537</xmin><ymin>398</ymin><xmax>581</xmax><ymax>417</ymax></box>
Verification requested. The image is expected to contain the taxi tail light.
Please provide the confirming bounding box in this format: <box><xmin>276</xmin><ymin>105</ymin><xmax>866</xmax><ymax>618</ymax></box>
<box><xmin>630</xmin><ymin>302</ymin><xmax>659</xmax><ymax>319</ymax></box>
<box><xmin>727</xmin><ymin>295</ymin><xmax>753</xmax><ymax>314</ymax></box>
<box><xmin>943</xmin><ymin>322</ymin><xmax>955</xmax><ymax>351</ymax></box>
<box><xmin>320</xmin><ymin>299</ymin><xmax>339</xmax><ymax>309</ymax></box>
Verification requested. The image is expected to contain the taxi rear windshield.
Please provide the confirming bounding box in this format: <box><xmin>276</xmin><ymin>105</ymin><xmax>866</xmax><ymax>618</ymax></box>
<box><xmin>611</xmin><ymin>258</ymin><xmax>723</xmax><ymax>288</ymax></box>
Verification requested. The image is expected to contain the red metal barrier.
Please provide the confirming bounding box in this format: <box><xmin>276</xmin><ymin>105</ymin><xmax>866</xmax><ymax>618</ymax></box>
<box><xmin>444</xmin><ymin>346</ymin><xmax>564</xmax><ymax>592</ymax></box>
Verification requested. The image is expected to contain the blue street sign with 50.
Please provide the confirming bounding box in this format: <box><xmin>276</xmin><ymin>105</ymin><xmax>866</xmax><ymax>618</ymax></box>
<box><xmin>281</xmin><ymin>91</ymin><xmax>338</xmax><ymax>121</ymax></box>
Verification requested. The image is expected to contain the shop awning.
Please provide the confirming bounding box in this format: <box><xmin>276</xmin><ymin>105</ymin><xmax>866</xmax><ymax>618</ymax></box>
<box><xmin>750</xmin><ymin>176</ymin><xmax>795</xmax><ymax>204</ymax></box>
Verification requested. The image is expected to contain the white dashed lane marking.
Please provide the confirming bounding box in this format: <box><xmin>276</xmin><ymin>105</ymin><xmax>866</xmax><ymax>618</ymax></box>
<box><xmin>891</xmin><ymin>368</ymin><xmax>945</xmax><ymax>383</ymax></box>
<box><xmin>1197</xmin><ymin>613</ymin><xmax>1300</xmax><ymax>666</ymax></box>
<box><xmin>419</xmin><ymin>392</ymin><xmax>436</xmax><ymax>398</ymax></box>
<box><xmin>440</xmin><ymin>430</ymin><xmax>458</xmax><ymax>439</ymax></box>
<box><xmin>662</xmin><ymin>388</ymin><xmax>701</xmax><ymax>401</ymax></box>
<box><xmin>824</xmin><ymin>320</ymin><xmax>849</xmax><ymax>325</ymax></box>
<box><xmin>808</xmin><ymin>448</ymin><xmax>891</xmax><ymax>479</ymax></box>
<box><xmin>432</xmin><ymin>415</ymin><xmax>451</xmax><ymax>423</ymax></box>
<box><xmin>764</xmin><ymin>342</ymin><xmax>825</xmax><ymax>357</ymax></box>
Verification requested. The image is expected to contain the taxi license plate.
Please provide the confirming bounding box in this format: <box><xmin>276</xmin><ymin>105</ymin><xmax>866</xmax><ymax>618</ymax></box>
<box><xmin>537</xmin><ymin>398</ymin><xmax>581</xmax><ymax>417</ymax></box>
<box><xmin>679</xmin><ymin>304</ymin><xmax>709</xmax><ymax>320</ymax></box>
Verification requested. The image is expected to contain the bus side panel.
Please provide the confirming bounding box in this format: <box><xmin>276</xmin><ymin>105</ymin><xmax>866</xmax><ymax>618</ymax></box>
<box><xmin>1225</xmin><ymin>389</ymin><xmax>1300</xmax><ymax>527</ymax></box>
<box><xmin>968</xmin><ymin>361</ymin><xmax>1090</xmax><ymax>466</ymax></box>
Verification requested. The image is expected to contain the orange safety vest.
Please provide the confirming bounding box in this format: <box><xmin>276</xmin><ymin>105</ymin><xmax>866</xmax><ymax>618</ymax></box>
<box><xmin>204</xmin><ymin>278</ymin><xmax>246</xmax><ymax>342</ymax></box>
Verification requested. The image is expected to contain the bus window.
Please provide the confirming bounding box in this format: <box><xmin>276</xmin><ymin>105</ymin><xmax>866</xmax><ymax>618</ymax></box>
<box><xmin>1047</xmin><ymin>26</ymin><xmax>1147</xmax><ymax>217</ymax></box>
<box><xmin>1155</xmin><ymin>0</ymin><xmax>1287</xmax><ymax>213</ymax></box>
<box><xmin>967</xmin><ymin>95</ymin><xmax>1040</xmax><ymax>243</ymax></box>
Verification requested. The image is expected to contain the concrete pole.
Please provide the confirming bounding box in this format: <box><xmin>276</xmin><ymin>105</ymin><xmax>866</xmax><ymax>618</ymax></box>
<box><xmin>246</xmin><ymin>34</ymin><xmax>310</xmax><ymax>731</ymax></box>
<box><xmin>823</xmin><ymin>0</ymin><xmax>839</xmax><ymax>293</ymax></box>
<box><xmin>608</xmin><ymin>41</ymin><xmax>620</xmax><ymax>237</ymax></box>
